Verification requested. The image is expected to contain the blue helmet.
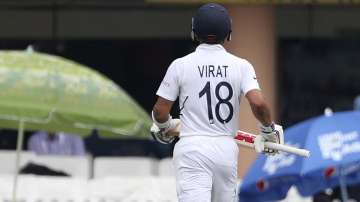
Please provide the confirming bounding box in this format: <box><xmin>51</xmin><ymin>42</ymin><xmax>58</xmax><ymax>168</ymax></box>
<box><xmin>191</xmin><ymin>3</ymin><xmax>232</xmax><ymax>44</ymax></box>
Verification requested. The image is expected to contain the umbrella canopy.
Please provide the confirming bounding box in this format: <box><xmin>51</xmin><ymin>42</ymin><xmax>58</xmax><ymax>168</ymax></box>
<box><xmin>239</xmin><ymin>111</ymin><xmax>360</xmax><ymax>202</ymax></box>
<box><xmin>0</xmin><ymin>50</ymin><xmax>153</xmax><ymax>202</ymax></box>
<box><xmin>0</xmin><ymin>50</ymin><xmax>151</xmax><ymax>137</ymax></box>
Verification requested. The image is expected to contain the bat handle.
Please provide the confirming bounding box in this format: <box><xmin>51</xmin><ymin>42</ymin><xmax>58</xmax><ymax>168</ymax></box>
<box><xmin>265</xmin><ymin>142</ymin><xmax>310</xmax><ymax>157</ymax></box>
<box><xmin>235</xmin><ymin>140</ymin><xmax>310</xmax><ymax>158</ymax></box>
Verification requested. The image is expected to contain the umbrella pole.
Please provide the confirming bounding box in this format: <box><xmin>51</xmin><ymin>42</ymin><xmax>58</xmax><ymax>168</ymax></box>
<box><xmin>339</xmin><ymin>169</ymin><xmax>349</xmax><ymax>202</ymax></box>
<box><xmin>12</xmin><ymin>120</ymin><xmax>25</xmax><ymax>202</ymax></box>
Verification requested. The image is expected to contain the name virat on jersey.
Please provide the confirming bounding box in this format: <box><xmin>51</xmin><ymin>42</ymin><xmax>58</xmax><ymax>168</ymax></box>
<box><xmin>198</xmin><ymin>65</ymin><xmax>228</xmax><ymax>78</ymax></box>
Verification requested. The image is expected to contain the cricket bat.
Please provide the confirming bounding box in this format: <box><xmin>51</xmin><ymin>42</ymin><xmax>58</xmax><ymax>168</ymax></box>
<box><xmin>235</xmin><ymin>130</ymin><xmax>310</xmax><ymax>157</ymax></box>
<box><xmin>167</xmin><ymin>122</ymin><xmax>310</xmax><ymax>158</ymax></box>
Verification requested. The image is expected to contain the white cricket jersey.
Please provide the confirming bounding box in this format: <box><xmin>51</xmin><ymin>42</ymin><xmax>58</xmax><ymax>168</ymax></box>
<box><xmin>156</xmin><ymin>44</ymin><xmax>260</xmax><ymax>137</ymax></box>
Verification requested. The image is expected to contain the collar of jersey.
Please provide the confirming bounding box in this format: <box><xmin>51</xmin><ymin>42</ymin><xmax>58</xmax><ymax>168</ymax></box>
<box><xmin>196</xmin><ymin>43</ymin><xmax>225</xmax><ymax>52</ymax></box>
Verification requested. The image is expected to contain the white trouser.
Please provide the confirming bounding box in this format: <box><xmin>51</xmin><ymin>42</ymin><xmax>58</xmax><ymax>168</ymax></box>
<box><xmin>173</xmin><ymin>135</ymin><xmax>239</xmax><ymax>202</ymax></box>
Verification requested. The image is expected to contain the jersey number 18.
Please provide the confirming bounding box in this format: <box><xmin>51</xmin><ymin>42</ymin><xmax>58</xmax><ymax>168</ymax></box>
<box><xmin>199</xmin><ymin>81</ymin><xmax>234</xmax><ymax>124</ymax></box>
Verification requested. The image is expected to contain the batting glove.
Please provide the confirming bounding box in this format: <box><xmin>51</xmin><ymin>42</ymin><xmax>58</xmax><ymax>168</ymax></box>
<box><xmin>254</xmin><ymin>123</ymin><xmax>284</xmax><ymax>155</ymax></box>
<box><xmin>151</xmin><ymin>111</ymin><xmax>180</xmax><ymax>144</ymax></box>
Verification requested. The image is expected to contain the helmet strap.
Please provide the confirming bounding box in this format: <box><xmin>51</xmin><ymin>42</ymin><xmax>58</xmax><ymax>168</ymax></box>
<box><xmin>227</xmin><ymin>31</ymin><xmax>232</xmax><ymax>41</ymax></box>
<box><xmin>227</xmin><ymin>18</ymin><xmax>232</xmax><ymax>41</ymax></box>
<box><xmin>191</xmin><ymin>17</ymin><xmax>195</xmax><ymax>41</ymax></box>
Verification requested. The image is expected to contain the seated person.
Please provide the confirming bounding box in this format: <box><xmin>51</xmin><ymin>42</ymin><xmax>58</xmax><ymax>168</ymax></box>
<box><xmin>28</xmin><ymin>131</ymin><xmax>85</xmax><ymax>156</ymax></box>
<box><xmin>354</xmin><ymin>95</ymin><xmax>360</xmax><ymax>110</ymax></box>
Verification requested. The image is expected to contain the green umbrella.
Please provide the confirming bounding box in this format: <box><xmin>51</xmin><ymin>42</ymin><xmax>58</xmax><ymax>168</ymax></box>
<box><xmin>0</xmin><ymin>49</ymin><xmax>152</xmax><ymax>200</ymax></box>
<box><xmin>0</xmin><ymin>50</ymin><xmax>151</xmax><ymax>137</ymax></box>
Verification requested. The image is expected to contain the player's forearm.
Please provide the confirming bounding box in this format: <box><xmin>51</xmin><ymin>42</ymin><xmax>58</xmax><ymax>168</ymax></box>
<box><xmin>245</xmin><ymin>90</ymin><xmax>273</xmax><ymax>127</ymax></box>
<box><xmin>152</xmin><ymin>105</ymin><xmax>170</xmax><ymax>123</ymax></box>
<box><xmin>152</xmin><ymin>97</ymin><xmax>174</xmax><ymax>123</ymax></box>
<box><xmin>249</xmin><ymin>100</ymin><xmax>272</xmax><ymax>127</ymax></box>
